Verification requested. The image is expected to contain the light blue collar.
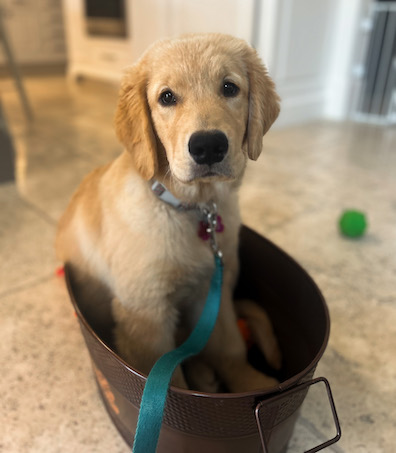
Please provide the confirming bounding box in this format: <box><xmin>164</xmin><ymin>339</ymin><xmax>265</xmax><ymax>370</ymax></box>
<box><xmin>150</xmin><ymin>180</ymin><xmax>223</xmax><ymax>260</ymax></box>
<box><xmin>151</xmin><ymin>180</ymin><xmax>193</xmax><ymax>210</ymax></box>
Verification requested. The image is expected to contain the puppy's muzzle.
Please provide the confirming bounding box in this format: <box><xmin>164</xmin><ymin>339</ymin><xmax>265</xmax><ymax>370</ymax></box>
<box><xmin>188</xmin><ymin>130</ymin><xmax>228</xmax><ymax>166</ymax></box>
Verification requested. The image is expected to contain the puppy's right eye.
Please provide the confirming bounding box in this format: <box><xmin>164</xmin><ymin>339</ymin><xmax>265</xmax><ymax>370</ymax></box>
<box><xmin>159</xmin><ymin>90</ymin><xmax>177</xmax><ymax>106</ymax></box>
<box><xmin>222</xmin><ymin>82</ymin><xmax>240</xmax><ymax>98</ymax></box>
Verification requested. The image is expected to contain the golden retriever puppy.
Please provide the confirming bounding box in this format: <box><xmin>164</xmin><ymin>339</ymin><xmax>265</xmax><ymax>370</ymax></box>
<box><xmin>56</xmin><ymin>33</ymin><xmax>281</xmax><ymax>393</ymax></box>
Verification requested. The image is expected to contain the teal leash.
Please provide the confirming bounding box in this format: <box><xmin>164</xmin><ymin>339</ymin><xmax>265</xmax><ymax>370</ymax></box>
<box><xmin>132</xmin><ymin>254</ymin><xmax>223</xmax><ymax>453</ymax></box>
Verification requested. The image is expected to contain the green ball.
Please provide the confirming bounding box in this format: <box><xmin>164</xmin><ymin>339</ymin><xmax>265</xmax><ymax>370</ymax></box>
<box><xmin>339</xmin><ymin>210</ymin><xmax>367</xmax><ymax>238</ymax></box>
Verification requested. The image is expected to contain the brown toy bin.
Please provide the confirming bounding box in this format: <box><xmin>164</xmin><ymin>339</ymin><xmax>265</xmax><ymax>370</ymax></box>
<box><xmin>65</xmin><ymin>226</ymin><xmax>341</xmax><ymax>453</ymax></box>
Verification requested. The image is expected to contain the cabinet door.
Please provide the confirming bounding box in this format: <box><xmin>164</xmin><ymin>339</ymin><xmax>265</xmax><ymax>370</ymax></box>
<box><xmin>259</xmin><ymin>0</ymin><xmax>340</xmax><ymax>125</ymax></box>
<box><xmin>167</xmin><ymin>0</ymin><xmax>255</xmax><ymax>42</ymax></box>
<box><xmin>130</xmin><ymin>0</ymin><xmax>255</xmax><ymax>62</ymax></box>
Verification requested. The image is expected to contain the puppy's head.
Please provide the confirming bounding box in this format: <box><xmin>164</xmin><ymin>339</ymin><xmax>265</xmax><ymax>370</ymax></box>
<box><xmin>115</xmin><ymin>34</ymin><xmax>280</xmax><ymax>184</ymax></box>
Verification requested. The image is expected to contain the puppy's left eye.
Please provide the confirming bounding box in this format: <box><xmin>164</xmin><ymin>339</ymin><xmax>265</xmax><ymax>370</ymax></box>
<box><xmin>159</xmin><ymin>90</ymin><xmax>177</xmax><ymax>106</ymax></box>
<box><xmin>222</xmin><ymin>82</ymin><xmax>240</xmax><ymax>98</ymax></box>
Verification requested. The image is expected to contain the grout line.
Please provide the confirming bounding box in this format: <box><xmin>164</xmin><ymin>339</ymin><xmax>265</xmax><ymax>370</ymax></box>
<box><xmin>297</xmin><ymin>415</ymin><xmax>345</xmax><ymax>453</ymax></box>
<box><xmin>0</xmin><ymin>272</ymin><xmax>56</xmax><ymax>300</ymax></box>
<box><xmin>18</xmin><ymin>196</ymin><xmax>58</xmax><ymax>226</ymax></box>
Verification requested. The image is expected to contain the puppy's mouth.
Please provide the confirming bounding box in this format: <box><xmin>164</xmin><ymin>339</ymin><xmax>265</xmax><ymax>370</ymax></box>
<box><xmin>174</xmin><ymin>164</ymin><xmax>234</xmax><ymax>184</ymax></box>
<box><xmin>200</xmin><ymin>171</ymin><xmax>221</xmax><ymax>178</ymax></box>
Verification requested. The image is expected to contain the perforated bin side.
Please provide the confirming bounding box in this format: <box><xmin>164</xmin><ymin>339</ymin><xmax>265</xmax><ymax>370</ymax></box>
<box><xmin>80</xmin><ymin>320</ymin><xmax>313</xmax><ymax>438</ymax></box>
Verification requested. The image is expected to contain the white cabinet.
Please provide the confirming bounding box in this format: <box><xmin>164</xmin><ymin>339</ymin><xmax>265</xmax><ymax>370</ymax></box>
<box><xmin>0</xmin><ymin>0</ymin><xmax>66</xmax><ymax>66</ymax></box>
<box><xmin>62</xmin><ymin>0</ymin><xmax>255</xmax><ymax>82</ymax></box>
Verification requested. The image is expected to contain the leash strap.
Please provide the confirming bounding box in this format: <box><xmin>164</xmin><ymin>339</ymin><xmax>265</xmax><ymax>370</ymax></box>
<box><xmin>132</xmin><ymin>255</ymin><xmax>223</xmax><ymax>453</ymax></box>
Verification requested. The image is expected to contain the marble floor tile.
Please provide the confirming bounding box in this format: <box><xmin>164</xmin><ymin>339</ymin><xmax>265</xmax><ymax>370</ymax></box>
<box><xmin>0</xmin><ymin>277</ymin><xmax>128</xmax><ymax>453</ymax></box>
<box><xmin>1</xmin><ymin>77</ymin><xmax>123</xmax><ymax>221</ymax></box>
<box><xmin>0</xmin><ymin>183</ymin><xmax>57</xmax><ymax>294</ymax></box>
<box><xmin>14</xmin><ymin>151</ymin><xmax>104</xmax><ymax>223</ymax></box>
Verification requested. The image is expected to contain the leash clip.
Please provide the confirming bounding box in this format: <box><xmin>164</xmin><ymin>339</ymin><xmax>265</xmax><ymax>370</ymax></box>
<box><xmin>201</xmin><ymin>202</ymin><xmax>223</xmax><ymax>262</ymax></box>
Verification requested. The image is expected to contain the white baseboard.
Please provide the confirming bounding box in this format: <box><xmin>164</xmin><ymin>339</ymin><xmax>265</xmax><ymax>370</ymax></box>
<box><xmin>67</xmin><ymin>63</ymin><xmax>122</xmax><ymax>85</ymax></box>
<box><xmin>274</xmin><ymin>77</ymin><xmax>327</xmax><ymax>127</ymax></box>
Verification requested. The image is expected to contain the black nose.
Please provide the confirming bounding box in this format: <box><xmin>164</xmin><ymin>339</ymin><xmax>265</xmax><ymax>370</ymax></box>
<box><xmin>188</xmin><ymin>131</ymin><xmax>228</xmax><ymax>165</ymax></box>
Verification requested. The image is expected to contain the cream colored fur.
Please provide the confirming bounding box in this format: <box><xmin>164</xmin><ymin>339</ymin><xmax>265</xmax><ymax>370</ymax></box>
<box><xmin>56</xmin><ymin>33</ymin><xmax>281</xmax><ymax>392</ymax></box>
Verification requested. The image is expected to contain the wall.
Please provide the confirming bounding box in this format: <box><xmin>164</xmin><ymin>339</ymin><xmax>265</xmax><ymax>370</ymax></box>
<box><xmin>256</xmin><ymin>0</ymin><xmax>339</xmax><ymax>125</ymax></box>
<box><xmin>256</xmin><ymin>0</ymin><xmax>367</xmax><ymax>125</ymax></box>
<box><xmin>325</xmin><ymin>0</ymin><xmax>371</xmax><ymax>120</ymax></box>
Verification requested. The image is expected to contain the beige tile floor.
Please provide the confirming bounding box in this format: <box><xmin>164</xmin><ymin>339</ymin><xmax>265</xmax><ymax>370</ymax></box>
<box><xmin>1</xmin><ymin>76</ymin><xmax>396</xmax><ymax>452</ymax></box>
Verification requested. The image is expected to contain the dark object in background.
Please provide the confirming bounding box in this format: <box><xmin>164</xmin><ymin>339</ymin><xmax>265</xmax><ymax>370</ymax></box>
<box><xmin>0</xmin><ymin>101</ymin><xmax>15</xmax><ymax>184</ymax></box>
<box><xmin>84</xmin><ymin>0</ymin><xmax>128</xmax><ymax>37</ymax></box>
<box><xmin>359</xmin><ymin>1</ymin><xmax>396</xmax><ymax>118</ymax></box>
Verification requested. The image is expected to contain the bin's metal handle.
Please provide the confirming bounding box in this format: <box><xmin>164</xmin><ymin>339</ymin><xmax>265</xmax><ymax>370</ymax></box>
<box><xmin>255</xmin><ymin>377</ymin><xmax>341</xmax><ymax>453</ymax></box>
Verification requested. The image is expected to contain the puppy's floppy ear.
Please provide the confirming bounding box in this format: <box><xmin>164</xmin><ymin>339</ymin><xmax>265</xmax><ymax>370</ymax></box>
<box><xmin>114</xmin><ymin>63</ymin><xmax>158</xmax><ymax>180</ymax></box>
<box><xmin>245</xmin><ymin>48</ymin><xmax>280</xmax><ymax>161</ymax></box>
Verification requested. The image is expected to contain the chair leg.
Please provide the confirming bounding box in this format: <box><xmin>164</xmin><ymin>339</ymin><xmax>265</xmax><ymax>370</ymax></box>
<box><xmin>0</xmin><ymin>12</ymin><xmax>33</xmax><ymax>121</ymax></box>
<box><xmin>0</xmin><ymin>100</ymin><xmax>15</xmax><ymax>183</ymax></box>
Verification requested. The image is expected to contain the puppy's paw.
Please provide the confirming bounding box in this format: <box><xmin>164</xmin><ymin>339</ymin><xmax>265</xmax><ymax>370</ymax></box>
<box><xmin>236</xmin><ymin>299</ymin><xmax>282</xmax><ymax>370</ymax></box>
<box><xmin>258</xmin><ymin>331</ymin><xmax>282</xmax><ymax>371</ymax></box>
<box><xmin>184</xmin><ymin>358</ymin><xmax>221</xmax><ymax>393</ymax></box>
<box><xmin>226</xmin><ymin>363</ymin><xmax>279</xmax><ymax>393</ymax></box>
